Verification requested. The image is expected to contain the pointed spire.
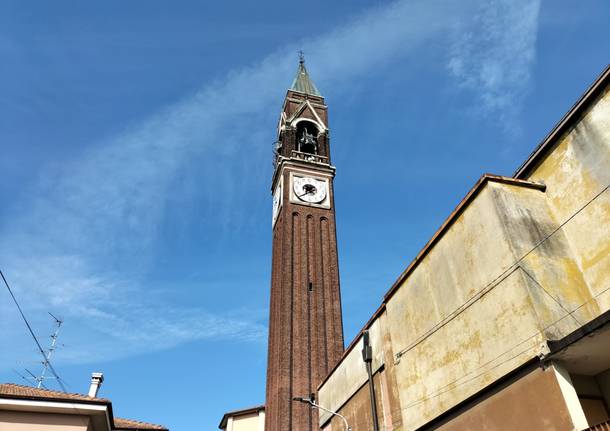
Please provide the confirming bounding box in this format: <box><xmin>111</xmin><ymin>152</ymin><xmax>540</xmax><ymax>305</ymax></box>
<box><xmin>290</xmin><ymin>51</ymin><xmax>321</xmax><ymax>96</ymax></box>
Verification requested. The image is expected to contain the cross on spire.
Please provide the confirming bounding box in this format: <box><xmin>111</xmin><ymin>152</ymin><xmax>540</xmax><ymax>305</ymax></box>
<box><xmin>290</xmin><ymin>51</ymin><xmax>321</xmax><ymax>96</ymax></box>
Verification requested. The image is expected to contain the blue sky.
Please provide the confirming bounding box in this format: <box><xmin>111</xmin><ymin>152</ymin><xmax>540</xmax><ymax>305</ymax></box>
<box><xmin>1</xmin><ymin>0</ymin><xmax>609</xmax><ymax>429</ymax></box>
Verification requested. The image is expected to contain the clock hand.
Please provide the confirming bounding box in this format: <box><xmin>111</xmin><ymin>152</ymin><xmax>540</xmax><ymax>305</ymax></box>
<box><xmin>299</xmin><ymin>184</ymin><xmax>317</xmax><ymax>197</ymax></box>
<box><xmin>297</xmin><ymin>187</ymin><xmax>317</xmax><ymax>198</ymax></box>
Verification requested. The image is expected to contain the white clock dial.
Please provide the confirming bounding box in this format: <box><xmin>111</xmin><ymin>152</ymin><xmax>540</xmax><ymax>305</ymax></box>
<box><xmin>272</xmin><ymin>185</ymin><xmax>281</xmax><ymax>226</ymax></box>
<box><xmin>293</xmin><ymin>177</ymin><xmax>327</xmax><ymax>204</ymax></box>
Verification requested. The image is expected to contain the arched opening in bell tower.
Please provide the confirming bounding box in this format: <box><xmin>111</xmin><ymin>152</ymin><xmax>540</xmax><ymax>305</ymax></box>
<box><xmin>296</xmin><ymin>121</ymin><xmax>319</xmax><ymax>155</ymax></box>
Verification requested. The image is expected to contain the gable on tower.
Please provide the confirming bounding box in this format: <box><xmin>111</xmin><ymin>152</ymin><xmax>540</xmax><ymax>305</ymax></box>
<box><xmin>274</xmin><ymin>58</ymin><xmax>331</xmax><ymax>165</ymax></box>
<box><xmin>286</xmin><ymin>100</ymin><xmax>327</xmax><ymax>132</ymax></box>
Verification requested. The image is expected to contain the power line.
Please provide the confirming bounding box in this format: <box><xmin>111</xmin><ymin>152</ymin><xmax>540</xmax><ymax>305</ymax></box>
<box><xmin>25</xmin><ymin>313</ymin><xmax>64</xmax><ymax>389</ymax></box>
<box><xmin>394</xmin><ymin>183</ymin><xmax>609</xmax><ymax>360</ymax></box>
<box><xmin>400</xmin><ymin>283</ymin><xmax>610</xmax><ymax>412</ymax></box>
<box><xmin>13</xmin><ymin>369</ymin><xmax>39</xmax><ymax>387</ymax></box>
<box><xmin>519</xmin><ymin>265</ymin><xmax>582</xmax><ymax>326</ymax></box>
<box><xmin>0</xmin><ymin>269</ymin><xmax>68</xmax><ymax>392</ymax></box>
<box><xmin>388</xmin><ymin>183</ymin><xmax>610</xmax><ymax>412</ymax></box>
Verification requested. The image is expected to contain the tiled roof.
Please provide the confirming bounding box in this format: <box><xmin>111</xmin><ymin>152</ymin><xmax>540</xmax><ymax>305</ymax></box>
<box><xmin>114</xmin><ymin>417</ymin><xmax>168</xmax><ymax>430</ymax></box>
<box><xmin>0</xmin><ymin>383</ymin><xmax>109</xmax><ymax>403</ymax></box>
<box><xmin>0</xmin><ymin>383</ymin><xmax>168</xmax><ymax>430</ymax></box>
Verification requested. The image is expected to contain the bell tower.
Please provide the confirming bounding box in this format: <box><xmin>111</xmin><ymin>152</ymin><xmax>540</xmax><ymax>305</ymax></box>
<box><xmin>265</xmin><ymin>57</ymin><xmax>344</xmax><ymax>431</ymax></box>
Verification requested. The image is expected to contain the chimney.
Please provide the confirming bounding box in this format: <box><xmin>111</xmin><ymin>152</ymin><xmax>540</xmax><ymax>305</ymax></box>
<box><xmin>88</xmin><ymin>372</ymin><xmax>104</xmax><ymax>398</ymax></box>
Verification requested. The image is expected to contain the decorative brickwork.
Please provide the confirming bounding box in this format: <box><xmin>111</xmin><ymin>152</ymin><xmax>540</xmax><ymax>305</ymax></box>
<box><xmin>265</xmin><ymin>81</ymin><xmax>344</xmax><ymax>430</ymax></box>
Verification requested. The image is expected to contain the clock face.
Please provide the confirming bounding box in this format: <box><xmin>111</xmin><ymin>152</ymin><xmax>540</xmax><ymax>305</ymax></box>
<box><xmin>272</xmin><ymin>185</ymin><xmax>281</xmax><ymax>226</ymax></box>
<box><xmin>293</xmin><ymin>176</ymin><xmax>327</xmax><ymax>204</ymax></box>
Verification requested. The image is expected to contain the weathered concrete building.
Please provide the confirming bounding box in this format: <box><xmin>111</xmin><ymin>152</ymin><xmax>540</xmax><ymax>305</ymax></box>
<box><xmin>317</xmin><ymin>65</ymin><xmax>610</xmax><ymax>430</ymax></box>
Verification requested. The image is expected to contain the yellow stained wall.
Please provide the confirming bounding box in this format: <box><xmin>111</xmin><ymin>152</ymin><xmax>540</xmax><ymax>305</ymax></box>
<box><xmin>384</xmin><ymin>181</ymin><xmax>585</xmax><ymax>429</ymax></box>
<box><xmin>526</xmin><ymin>86</ymin><xmax>610</xmax><ymax>310</ymax></box>
<box><xmin>318</xmin><ymin>80</ymin><xmax>610</xmax><ymax>430</ymax></box>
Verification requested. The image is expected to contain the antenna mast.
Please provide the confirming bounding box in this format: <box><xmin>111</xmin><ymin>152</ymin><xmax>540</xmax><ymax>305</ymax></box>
<box><xmin>36</xmin><ymin>312</ymin><xmax>63</xmax><ymax>388</ymax></box>
<box><xmin>15</xmin><ymin>313</ymin><xmax>64</xmax><ymax>389</ymax></box>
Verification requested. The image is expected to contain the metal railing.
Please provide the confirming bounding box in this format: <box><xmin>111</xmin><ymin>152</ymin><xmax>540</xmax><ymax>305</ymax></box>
<box><xmin>291</xmin><ymin>150</ymin><xmax>328</xmax><ymax>164</ymax></box>
<box><xmin>585</xmin><ymin>420</ymin><xmax>610</xmax><ymax>430</ymax></box>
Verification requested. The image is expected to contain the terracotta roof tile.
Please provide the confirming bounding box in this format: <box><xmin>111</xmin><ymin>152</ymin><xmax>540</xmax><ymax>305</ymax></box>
<box><xmin>114</xmin><ymin>417</ymin><xmax>168</xmax><ymax>430</ymax></box>
<box><xmin>0</xmin><ymin>383</ymin><xmax>109</xmax><ymax>403</ymax></box>
<box><xmin>0</xmin><ymin>383</ymin><xmax>167</xmax><ymax>430</ymax></box>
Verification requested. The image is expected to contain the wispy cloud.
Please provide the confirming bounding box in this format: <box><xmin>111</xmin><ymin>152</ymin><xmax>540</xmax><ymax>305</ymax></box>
<box><xmin>447</xmin><ymin>0</ymin><xmax>542</xmax><ymax>129</ymax></box>
<box><xmin>0</xmin><ymin>0</ymin><xmax>541</xmax><ymax>367</ymax></box>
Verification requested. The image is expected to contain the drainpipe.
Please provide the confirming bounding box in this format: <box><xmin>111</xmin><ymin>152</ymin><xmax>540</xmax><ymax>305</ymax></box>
<box><xmin>362</xmin><ymin>331</ymin><xmax>380</xmax><ymax>431</ymax></box>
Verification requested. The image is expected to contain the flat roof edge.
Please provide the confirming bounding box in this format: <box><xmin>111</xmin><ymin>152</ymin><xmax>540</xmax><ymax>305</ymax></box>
<box><xmin>548</xmin><ymin>308</ymin><xmax>610</xmax><ymax>355</ymax></box>
<box><xmin>318</xmin><ymin>174</ymin><xmax>544</xmax><ymax>392</ymax></box>
<box><xmin>383</xmin><ymin>174</ymin><xmax>545</xmax><ymax>302</ymax></box>
<box><xmin>514</xmin><ymin>64</ymin><xmax>610</xmax><ymax>179</ymax></box>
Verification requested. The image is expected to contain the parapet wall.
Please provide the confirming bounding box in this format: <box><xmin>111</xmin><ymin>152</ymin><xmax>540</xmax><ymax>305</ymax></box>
<box><xmin>318</xmin><ymin>69</ymin><xmax>610</xmax><ymax>431</ymax></box>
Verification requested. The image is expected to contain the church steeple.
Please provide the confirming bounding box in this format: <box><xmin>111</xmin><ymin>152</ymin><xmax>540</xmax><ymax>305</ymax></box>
<box><xmin>290</xmin><ymin>53</ymin><xmax>321</xmax><ymax>96</ymax></box>
<box><xmin>265</xmin><ymin>58</ymin><xmax>344</xmax><ymax>431</ymax></box>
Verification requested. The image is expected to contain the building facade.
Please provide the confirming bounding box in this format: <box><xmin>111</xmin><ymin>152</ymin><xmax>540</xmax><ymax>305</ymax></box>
<box><xmin>0</xmin><ymin>380</ymin><xmax>167</xmax><ymax>431</ymax></box>
<box><xmin>316</xmin><ymin>65</ymin><xmax>610</xmax><ymax>430</ymax></box>
<box><xmin>218</xmin><ymin>406</ymin><xmax>265</xmax><ymax>431</ymax></box>
<box><xmin>264</xmin><ymin>58</ymin><xmax>345</xmax><ymax>431</ymax></box>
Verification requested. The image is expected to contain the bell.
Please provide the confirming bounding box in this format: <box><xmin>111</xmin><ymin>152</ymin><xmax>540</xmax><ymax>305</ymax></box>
<box><xmin>300</xmin><ymin>128</ymin><xmax>317</xmax><ymax>154</ymax></box>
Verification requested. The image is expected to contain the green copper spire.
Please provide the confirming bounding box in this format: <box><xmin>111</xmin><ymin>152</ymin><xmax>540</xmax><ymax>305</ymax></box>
<box><xmin>290</xmin><ymin>52</ymin><xmax>321</xmax><ymax>96</ymax></box>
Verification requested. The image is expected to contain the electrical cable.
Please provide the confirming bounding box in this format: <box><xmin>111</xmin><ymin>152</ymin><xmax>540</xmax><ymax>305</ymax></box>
<box><xmin>519</xmin><ymin>265</ymin><xmax>582</xmax><ymax>326</ymax></box>
<box><xmin>399</xmin><ymin>284</ymin><xmax>610</xmax><ymax>411</ymax></box>
<box><xmin>1</xmin><ymin>269</ymin><xmax>68</xmax><ymax>393</ymax></box>
<box><xmin>394</xmin><ymin>183</ymin><xmax>609</xmax><ymax>360</ymax></box>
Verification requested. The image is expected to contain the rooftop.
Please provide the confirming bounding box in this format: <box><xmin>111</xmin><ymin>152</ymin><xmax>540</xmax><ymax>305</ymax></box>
<box><xmin>114</xmin><ymin>417</ymin><xmax>169</xmax><ymax>430</ymax></box>
<box><xmin>0</xmin><ymin>383</ymin><xmax>168</xmax><ymax>431</ymax></box>
<box><xmin>0</xmin><ymin>382</ymin><xmax>109</xmax><ymax>404</ymax></box>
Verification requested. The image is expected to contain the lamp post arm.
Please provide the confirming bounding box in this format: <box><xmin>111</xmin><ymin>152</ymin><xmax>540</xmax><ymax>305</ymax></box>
<box><xmin>309</xmin><ymin>401</ymin><xmax>351</xmax><ymax>431</ymax></box>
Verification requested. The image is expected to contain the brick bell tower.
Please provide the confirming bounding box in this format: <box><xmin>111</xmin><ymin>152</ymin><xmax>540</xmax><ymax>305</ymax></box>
<box><xmin>265</xmin><ymin>56</ymin><xmax>344</xmax><ymax>431</ymax></box>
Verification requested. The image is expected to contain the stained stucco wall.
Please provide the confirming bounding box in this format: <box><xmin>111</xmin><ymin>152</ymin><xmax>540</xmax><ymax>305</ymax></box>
<box><xmin>318</xmin><ymin>316</ymin><xmax>384</xmax><ymax>425</ymax></box>
<box><xmin>318</xmin><ymin>311</ymin><xmax>403</xmax><ymax>429</ymax></box>
<box><xmin>525</xmin><ymin>86</ymin><xmax>610</xmax><ymax>311</ymax></box>
<box><xmin>384</xmin><ymin>180</ymin><xmax>593</xmax><ymax>429</ymax></box>
<box><xmin>0</xmin><ymin>411</ymin><xmax>91</xmax><ymax>431</ymax></box>
<box><xmin>318</xmin><ymin>80</ymin><xmax>610</xmax><ymax>431</ymax></box>
<box><xmin>435</xmin><ymin>364</ymin><xmax>575</xmax><ymax>431</ymax></box>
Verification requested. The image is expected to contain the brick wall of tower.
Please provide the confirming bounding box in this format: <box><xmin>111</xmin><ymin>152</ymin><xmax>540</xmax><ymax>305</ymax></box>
<box><xmin>266</xmin><ymin>85</ymin><xmax>342</xmax><ymax>431</ymax></box>
<box><xmin>265</xmin><ymin>178</ymin><xmax>344</xmax><ymax>431</ymax></box>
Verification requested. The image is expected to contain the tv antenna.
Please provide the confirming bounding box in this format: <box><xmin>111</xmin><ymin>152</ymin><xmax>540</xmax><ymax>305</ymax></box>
<box><xmin>15</xmin><ymin>312</ymin><xmax>64</xmax><ymax>389</ymax></box>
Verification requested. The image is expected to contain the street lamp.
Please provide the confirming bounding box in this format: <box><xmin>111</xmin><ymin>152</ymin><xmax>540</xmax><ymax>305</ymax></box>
<box><xmin>293</xmin><ymin>396</ymin><xmax>352</xmax><ymax>431</ymax></box>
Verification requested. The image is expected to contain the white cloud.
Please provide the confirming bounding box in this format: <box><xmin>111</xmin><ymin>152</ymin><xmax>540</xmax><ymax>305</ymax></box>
<box><xmin>55</xmin><ymin>306</ymin><xmax>266</xmax><ymax>364</ymax></box>
<box><xmin>0</xmin><ymin>0</ymin><xmax>541</xmax><ymax>367</ymax></box>
<box><xmin>447</xmin><ymin>0</ymin><xmax>541</xmax><ymax>129</ymax></box>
